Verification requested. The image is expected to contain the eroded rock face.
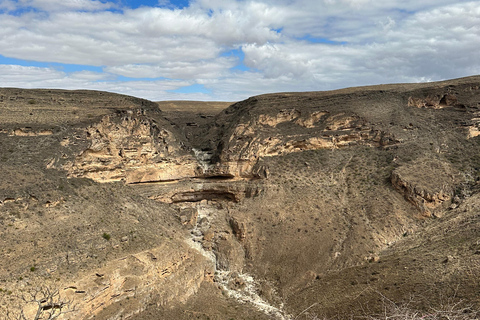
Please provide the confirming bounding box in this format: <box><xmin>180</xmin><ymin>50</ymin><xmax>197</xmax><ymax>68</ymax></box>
<box><xmin>212</xmin><ymin>110</ymin><xmax>398</xmax><ymax>178</ymax></box>
<box><xmin>256</xmin><ymin>109</ymin><xmax>330</xmax><ymax>129</ymax></box>
<box><xmin>3</xmin><ymin>128</ymin><xmax>54</xmax><ymax>136</ymax></box>
<box><xmin>464</xmin><ymin>113</ymin><xmax>480</xmax><ymax>139</ymax></box>
<box><xmin>407</xmin><ymin>94</ymin><xmax>458</xmax><ymax>109</ymax></box>
<box><xmin>62</xmin><ymin>110</ymin><xmax>200</xmax><ymax>183</ymax></box>
<box><xmin>64</xmin><ymin>244</ymin><xmax>212</xmax><ymax>319</ymax></box>
<box><xmin>2</xmin><ymin>242</ymin><xmax>213</xmax><ymax>320</ymax></box>
<box><xmin>467</xmin><ymin>126</ymin><xmax>480</xmax><ymax>139</ymax></box>
<box><xmin>146</xmin><ymin>180</ymin><xmax>263</xmax><ymax>204</ymax></box>
<box><xmin>391</xmin><ymin>159</ymin><xmax>460</xmax><ymax>217</ymax></box>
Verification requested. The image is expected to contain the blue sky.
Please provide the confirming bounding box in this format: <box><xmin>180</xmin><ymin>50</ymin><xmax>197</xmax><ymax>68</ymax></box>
<box><xmin>0</xmin><ymin>0</ymin><xmax>479</xmax><ymax>101</ymax></box>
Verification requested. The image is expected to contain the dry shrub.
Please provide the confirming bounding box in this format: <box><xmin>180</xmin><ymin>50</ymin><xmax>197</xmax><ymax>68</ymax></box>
<box><xmin>363</xmin><ymin>293</ymin><xmax>479</xmax><ymax>320</ymax></box>
<box><xmin>295</xmin><ymin>294</ymin><xmax>479</xmax><ymax>320</ymax></box>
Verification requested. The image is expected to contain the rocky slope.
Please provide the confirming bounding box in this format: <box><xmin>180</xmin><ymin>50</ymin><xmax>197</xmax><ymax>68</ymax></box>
<box><xmin>1</xmin><ymin>77</ymin><xmax>480</xmax><ymax>319</ymax></box>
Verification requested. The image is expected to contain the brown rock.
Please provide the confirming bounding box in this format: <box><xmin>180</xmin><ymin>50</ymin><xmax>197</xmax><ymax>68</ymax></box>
<box><xmin>215</xmin><ymin>235</ymin><xmax>245</xmax><ymax>272</ymax></box>
<box><xmin>229</xmin><ymin>217</ymin><xmax>247</xmax><ymax>241</ymax></box>
<box><xmin>179</xmin><ymin>207</ymin><xmax>198</xmax><ymax>227</ymax></box>
<box><xmin>407</xmin><ymin>94</ymin><xmax>457</xmax><ymax>109</ymax></box>
<box><xmin>203</xmin><ymin>229</ymin><xmax>215</xmax><ymax>242</ymax></box>
<box><xmin>391</xmin><ymin>159</ymin><xmax>459</xmax><ymax>216</ymax></box>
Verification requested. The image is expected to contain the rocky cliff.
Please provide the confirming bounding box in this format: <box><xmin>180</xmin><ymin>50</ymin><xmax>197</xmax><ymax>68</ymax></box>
<box><xmin>61</xmin><ymin>110</ymin><xmax>200</xmax><ymax>183</ymax></box>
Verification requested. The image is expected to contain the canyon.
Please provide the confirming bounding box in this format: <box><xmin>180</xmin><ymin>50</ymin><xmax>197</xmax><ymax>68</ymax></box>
<box><xmin>1</xmin><ymin>76</ymin><xmax>480</xmax><ymax>319</ymax></box>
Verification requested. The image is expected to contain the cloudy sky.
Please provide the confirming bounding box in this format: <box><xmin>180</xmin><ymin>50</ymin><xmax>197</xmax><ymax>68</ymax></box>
<box><xmin>0</xmin><ymin>0</ymin><xmax>479</xmax><ymax>101</ymax></box>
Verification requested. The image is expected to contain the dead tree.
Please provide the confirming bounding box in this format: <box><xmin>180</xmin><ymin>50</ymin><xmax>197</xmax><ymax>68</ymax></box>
<box><xmin>3</xmin><ymin>286</ymin><xmax>75</xmax><ymax>320</ymax></box>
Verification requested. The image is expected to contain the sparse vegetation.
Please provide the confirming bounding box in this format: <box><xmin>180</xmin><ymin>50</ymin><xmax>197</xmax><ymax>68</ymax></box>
<box><xmin>296</xmin><ymin>297</ymin><xmax>480</xmax><ymax>320</ymax></box>
<box><xmin>102</xmin><ymin>232</ymin><xmax>111</xmax><ymax>241</ymax></box>
<box><xmin>363</xmin><ymin>298</ymin><xmax>480</xmax><ymax>320</ymax></box>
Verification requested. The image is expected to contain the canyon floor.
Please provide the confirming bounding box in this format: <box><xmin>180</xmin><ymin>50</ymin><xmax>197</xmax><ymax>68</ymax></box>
<box><xmin>1</xmin><ymin>77</ymin><xmax>480</xmax><ymax>319</ymax></box>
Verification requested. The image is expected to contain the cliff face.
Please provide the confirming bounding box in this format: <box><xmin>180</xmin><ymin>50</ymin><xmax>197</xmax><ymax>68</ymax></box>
<box><xmin>211</xmin><ymin>108</ymin><xmax>398</xmax><ymax>178</ymax></box>
<box><xmin>66</xmin><ymin>243</ymin><xmax>212</xmax><ymax>319</ymax></box>
<box><xmin>61</xmin><ymin>110</ymin><xmax>200</xmax><ymax>183</ymax></box>
<box><xmin>2</xmin><ymin>77</ymin><xmax>480</xmax><ymax>320</ymax></box>
<box><xmin>200</xmin><ymin>79</ymin><xmax>480</xmax><ymax>182</ymax></box>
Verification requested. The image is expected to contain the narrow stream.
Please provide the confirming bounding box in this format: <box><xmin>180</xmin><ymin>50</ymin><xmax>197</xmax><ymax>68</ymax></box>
<box><xmin>184</xmin><ymin>203</ymin><xmax>291</xmax><ymax>320</ymax></box>
<box><xmin>188</xmin><ymin>149</ymin><xmax>291</xmax><ymax>319</ymax></box>
<box><xmin>192</xmin><ymin>148</ymin><xmax>214</xmax><ymax>173</ymax></box>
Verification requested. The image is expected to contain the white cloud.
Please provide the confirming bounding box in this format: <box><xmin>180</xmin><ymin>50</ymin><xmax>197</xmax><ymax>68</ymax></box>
<box><xmin>0</xmin><ymin>64</ymin><xmax>194</xmax><ymax>101</ymax></box>
<box><xmin>0</xmin><ymin>0</ymin><xmax>17</xmax><ymax>12</ymax></box>
<box><xmin>0</xmin><ymin>65</ymin><xmax>66</xmax><ymax>84</ymax></box>
<box><xmin>17</xmin><ymin>0</ymin><xmax>114</xmax><ymax>12</ymax></box>
<box><xmin>254</xmin><ymin>0</ymin><xmax>475</xmax><ymax>42</ymax></box>
<box><xmin>104</xmin><ymin>56</ymin><xmax>237</xmax><ymax>79</ymax></box>
<box><xmin>0</xmin><ymin>4</ymin><xmax>280</xmax><ymax>65</ymax></box>
<box><xmin>0</xmin><ymin>0</ymin><xmax>479</xmax><ymax>101</ymax></box>
<box><xmin>69</xmin><ymin>70</ymin><xmax>113</xmax><ymax>81</ymax></box>
<box><xmin>241</xmin><ymin>2</ymin><xmax>480</xmax><ymax>88</ymax></box>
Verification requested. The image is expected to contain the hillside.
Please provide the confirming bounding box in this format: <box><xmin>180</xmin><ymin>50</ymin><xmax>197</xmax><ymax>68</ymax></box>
<box><xmin>1</xmin><ymin>77</ymin><xmax>480</xmax><ymax>319</ymax></box>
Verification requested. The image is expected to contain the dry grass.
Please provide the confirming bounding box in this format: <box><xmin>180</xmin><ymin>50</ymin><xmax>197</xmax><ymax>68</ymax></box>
<box><xmin>156</xmin><ymin>100</ymin><xmax>231</xmax><ymax>114</ymax></box>
<box><xmin>294</xmin><ymin>294</ymin><xmax>479</xmax><ymax>320</ymax></box>
<box><xmin>296</xmin><ymin>307</ymin><xmax>479</xmax><ymax>320</ymax></box>
<box><xmin>363</xmin><ymin>293</ymin><xmax>479</xmax><ymax>320</ymax></box>
<box><xmin>363</xmin><ymin>304</ymin><xmax>478</xmax><ymax>320</ymax></box>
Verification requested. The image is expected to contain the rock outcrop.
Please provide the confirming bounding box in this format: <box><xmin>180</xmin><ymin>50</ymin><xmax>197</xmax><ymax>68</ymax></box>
<box><xmin>140</xmin><ymin>180</ymin><xmax>264</xmax><ymax>204</ymax></box>
<box><xmin>62</xmin><ymin>110</ymin><xmax>200</xmax><ymax>183</ymax></box>
<box><xmin>210</xmin><ymin>108</ymin><xmax>398</xmax><ymax>178</ymax></box>
<box><xmin>407</xmin><ymin>94</ymin><xmax>458</xmax><ymax>109</ymax></box>
<box><xmin>64</xmin><ymin>244</ymin><xmax>212</xmax><ymax>319</ymax></box>
<box><xmin>391</xmin><ymin>159</ymin><xmax>460</xmax><ymax>217</ymax></box>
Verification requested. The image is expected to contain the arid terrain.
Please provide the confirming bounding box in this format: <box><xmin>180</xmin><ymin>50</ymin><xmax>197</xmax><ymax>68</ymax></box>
<box><xmin>1</xmin><ymin>77</ymin><xmax>480</xmax><ymax>319</ymax></box>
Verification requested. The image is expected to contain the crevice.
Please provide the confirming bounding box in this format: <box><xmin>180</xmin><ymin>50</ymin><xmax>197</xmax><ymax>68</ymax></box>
<box><xmin>202</xmin><ymin>175</ymin><xmax>235</xmax><ymax>180</ymax></box>
<box><xmin>171</xmin><ymin>191</ymin><xmax>238</xmax><ymax>203</ymax></box>
<box><xmin>127</xmin><ymin>178</ymin><xmax>181</xmax><ymax>185</ymax></box>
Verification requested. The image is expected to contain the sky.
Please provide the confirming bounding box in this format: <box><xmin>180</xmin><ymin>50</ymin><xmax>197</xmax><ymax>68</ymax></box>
<box><xmin>0</xmin><ymin>0</ymin><xmax>479</xmax><ymax>101</ymax></box>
